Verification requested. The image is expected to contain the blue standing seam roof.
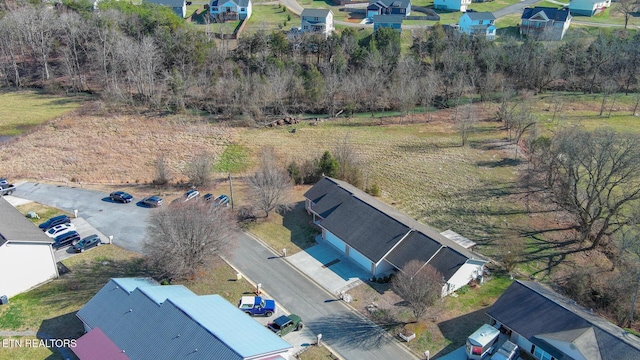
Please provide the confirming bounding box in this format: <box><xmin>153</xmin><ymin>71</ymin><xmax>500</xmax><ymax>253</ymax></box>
<box><xmin>138</xmin><ymin>284</ymin><xmax>196</xmax><ymax>305</ymax></box>
<box><xmin>112</xmin><ymin>278</ymin><xmax>159</xmax><ymax>293</ymax></box>
<box><xmin>169</xmin><ymin>295</ymin><xmax>292</xmax><ymax>358</ymax></box>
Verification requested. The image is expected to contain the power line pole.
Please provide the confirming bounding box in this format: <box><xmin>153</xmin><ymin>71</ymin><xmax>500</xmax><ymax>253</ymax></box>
<box><xmin>229</xmin><ymin>173</ymin><xmax>234</xmax><ymax>210</ymax></box>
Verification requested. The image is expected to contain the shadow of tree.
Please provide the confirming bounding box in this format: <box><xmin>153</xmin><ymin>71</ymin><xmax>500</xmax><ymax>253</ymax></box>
<box><xmin>435</xmin><ymin>308</ymin><xmax>490</xmax><ymax>358</ymax></box>
<box><xmin>280</xmin><ymin>201</ymin><xmax>320</xmax><ymax>250</ymax></box>
<box><xmin>306</xmin><ymin>312</ymin><xmax>397</xmax><ymax>351</ymax></box>
<box><xmin>30</xmin><ymin>258</ymin><xmax>158</xmax><ymax>312</ymax></box>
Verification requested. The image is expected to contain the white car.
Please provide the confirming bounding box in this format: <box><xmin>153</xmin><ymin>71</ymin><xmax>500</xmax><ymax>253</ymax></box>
<box><xmin>46</xmin><ymin>223</ymin><xmax>77</xmax><ymax>238</ymax></box>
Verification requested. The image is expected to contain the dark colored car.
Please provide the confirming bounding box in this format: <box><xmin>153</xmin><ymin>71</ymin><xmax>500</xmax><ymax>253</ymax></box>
<box><xmin>110</xmin><ymin>191</ymin><xmax>133</xmax><ymax>203</ymax></box>
<box><xmin>267</xmin><ymin>314</ymin><xmax>303</xmax><ymax>337</ymax></box>
<box><xmin>73</xmin><ymin>234</ymin><xmax>102</xmax><ymax>252</ymax></box>
<box><xmin>203</xmin><ymin>193</ymin><xmax>214</xmax><ymax>201</ymax></box>
<box><xmin>39</xmin><ymin>215</ymin><xmax>71</xmax><ymax>231</ymax></box>
<box><xmin>141</xmin><ymin>196</ymin><xmax>163</xmax><ymax>207</ymax></box>
<box><xmin>52</xmin><ymin>230</ymin><xmax>81</xmax><ymax>249</ymax></box>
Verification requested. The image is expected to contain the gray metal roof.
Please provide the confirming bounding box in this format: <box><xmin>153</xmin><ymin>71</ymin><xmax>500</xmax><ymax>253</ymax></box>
<box><xmin>304</xmin><ymin>177</ymin><xmax>487</xmax><ymax>272</ymax></box>
<box><xmin>76</xmin><ymin>279</ymin><xmax>292</xmax><ymax>360</ymax></box>
<box><xmin>0</xmin><ymin>196</ymin><xmax>53</xmax><ymax>246</ymax></box>
<box><xmin>463</xmin><ymin>11</ymin><xmax>496</xmax><ymax>21</ymax></box>
<box><xmin>487</xmin><ymin>281</ymin><xmax>640</xmax><ymax>360</ymax></box>
<box><xmin>301</xmin><ymin>8</ymin><xmax>332</xmax><ymax>18</ymax></box>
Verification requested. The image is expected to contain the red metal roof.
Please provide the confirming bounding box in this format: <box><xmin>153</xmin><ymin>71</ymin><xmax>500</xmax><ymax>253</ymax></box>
<box><xmin>72</xmin><ymin>327</ymin><xmax>130</xmax><ymax>360</ymax></box>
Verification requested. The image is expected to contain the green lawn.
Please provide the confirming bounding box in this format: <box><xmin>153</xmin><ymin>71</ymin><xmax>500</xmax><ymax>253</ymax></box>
<box><xmin>0</xmin><ymin>91</ymin><xmax>82</xmax><ymax>136</ymax></box>
<box><xmin>533</xmin><ymin>1</ymin><xmax>564</xmax><ymax>8</ymax></box>
<box><xmin>247</xmin><ymin>202</ymin><xmax>320</xmax><ymax>256</ymax></box>
<box><xmin>569</xmin><ymin>7</ymin><xmax>638</xmax><ymax>26</ymax></box>
<box><xmin>468</xmin><ymin>0</ymin><xmax>523</xmax><ymax>12</ymax></box>
<box><xmin>244</xmin><ymin>4</ymin><xmax>299</xmax><ymax>34</ymax></box>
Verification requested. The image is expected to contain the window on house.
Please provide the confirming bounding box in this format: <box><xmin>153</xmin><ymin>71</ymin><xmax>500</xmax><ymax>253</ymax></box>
<box><xmin>241</xmin><ymin>7</ymin><xmax>245</xmax><ymax>11</ymax></box>
<box><xmin>531</xmin><ymin>345</ymin><xmax>556</xmax><ymax>360</ymax></box>
<box><xmin>212</xmin><ymin>6</ymin><xmax>218</xmax><ymax>10</ymax></box>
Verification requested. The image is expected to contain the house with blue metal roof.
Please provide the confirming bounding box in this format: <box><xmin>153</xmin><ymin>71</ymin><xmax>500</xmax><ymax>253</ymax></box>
<box><xmin>74</xmin><ymin>278</ymin><xmax>292</xmax><ymax>360</ymax></box>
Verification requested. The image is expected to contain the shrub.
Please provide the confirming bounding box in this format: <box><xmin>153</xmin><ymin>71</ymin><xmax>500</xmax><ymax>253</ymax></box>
<box><xmin>366</xmin><ymin>184</ymin><xmax>381</xmax><ymax>196</ymax></box>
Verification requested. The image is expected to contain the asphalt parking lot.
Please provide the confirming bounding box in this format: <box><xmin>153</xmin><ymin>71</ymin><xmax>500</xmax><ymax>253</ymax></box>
<box><xmin>12</xmin><ymin>182</ymin><xmax>152</xmax><ymax>253</ymax></box>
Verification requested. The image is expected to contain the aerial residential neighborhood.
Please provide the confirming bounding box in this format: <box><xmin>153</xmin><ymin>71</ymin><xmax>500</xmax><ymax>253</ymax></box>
<box><xmin>0</xmin><ymin>0</ymin><xmax>640</xmax><ymax>359</ymax></box>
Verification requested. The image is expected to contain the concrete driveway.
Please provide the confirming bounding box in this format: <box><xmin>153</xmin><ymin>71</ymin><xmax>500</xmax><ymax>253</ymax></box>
<box><xmin>12</xmin><ymin>182</ymin><xmax>152</xmax><ymax>253</ymax></box>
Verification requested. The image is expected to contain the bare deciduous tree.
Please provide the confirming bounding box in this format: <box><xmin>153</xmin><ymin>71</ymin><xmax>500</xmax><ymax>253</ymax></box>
<box><xmin>154</xmin><ymin>154</ymin><xmax>169</xmax><ymax>186</ymax></box>
<box><xmin>392</xmin><ymin>260</ymin><xmax>443</xmax><ymax>322</ymax></box>
<box><xmin>185</xmin><ymin>153</ymin><xmax>214</xmax><ymax>187</ymax></box>
<box><xmin>144</xmin><ymin>201</ymin><xmax>238</xmax><ymax>280</ymax></box>
<box><xmin>614</xmin><ymin>0</ymin><xmax>640</xmax><ymax>30</ymax></box>
<box><xmin>530</xmin><ymin>128</ymin><xmax>640</xmax><ymax>249</ymax></box>
<box><xmin>247</xmin><ymin>147</ymin><xmax>293</xmax><ymax>218</ymax></box>
<box><xmin>333</xmin><ymin>134</ymin><xmax>364</xmax><ymax>188</ymax></box>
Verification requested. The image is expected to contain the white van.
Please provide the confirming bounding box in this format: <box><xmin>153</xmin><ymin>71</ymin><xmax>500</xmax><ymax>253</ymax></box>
<box><xmin>465</xmin><ymin>324</ymin><xmax>500</xmax><ymax>360</ymax></box>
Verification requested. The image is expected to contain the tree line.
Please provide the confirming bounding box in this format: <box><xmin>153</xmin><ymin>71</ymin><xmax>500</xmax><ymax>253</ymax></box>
<box><xmin>1</xmin><ymin>1</ymin><xmax>639</xmax><ymax>117</ymax></box>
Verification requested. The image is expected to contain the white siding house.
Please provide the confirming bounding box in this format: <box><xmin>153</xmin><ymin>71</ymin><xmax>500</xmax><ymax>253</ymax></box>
<box><xmin>0</xmin><ymin>197</ymin><xmax>58</xmax><ymax>299</ymax></box>
<box><xmin>210</xmin><ymin>0</ymin><xmax>252</xmax><ymax>21</ymax></box>
<box><xmin>301</xmin><ymin>9</ymin><xmax>334</xmax><ymax>38</ymax></box>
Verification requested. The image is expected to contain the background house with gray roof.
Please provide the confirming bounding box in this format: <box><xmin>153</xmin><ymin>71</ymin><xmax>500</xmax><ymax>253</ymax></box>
<box><xmin>0</xmin><ymin>197</ymin><xmax>57</xmax><ymax>299</ymax></box>
<box><xmin>143</xmin><ymin>0</ymin><xmax>187</xmax><ymax>18</ymax></box>
<box><xmin>487</xmin><ymin>281</ymin><xmax>640</xmax><ymax>360</ymax></box>
<box><xmin>304</xmin><ymin>177</ymin><xmax>488</xmax><ymax>297</ymax></box>
<box><xmin>74</xmin><ymin>278</ymin><xmax>292</xmax><ymax>360</ymax></box>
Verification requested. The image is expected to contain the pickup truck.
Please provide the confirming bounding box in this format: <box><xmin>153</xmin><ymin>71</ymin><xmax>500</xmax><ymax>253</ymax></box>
<box><xmin>0</xmin><ymin>180</ymin><xmax>16</xmax><ymax>196</ymax></box>
<box><xmin>238</xmin><ymin>296</ymin><xmax>276</xmax><ymax>317</ymax></box>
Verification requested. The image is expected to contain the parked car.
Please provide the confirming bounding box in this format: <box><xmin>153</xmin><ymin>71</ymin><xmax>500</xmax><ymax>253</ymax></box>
<box><xmin>267</xmin><ymin>314</ymin><xmax>303</xmax><ymax>337</ymax></box>
<box><xmin>39</xmin><ymin>215</ymin><xmax>71</xmax><ymax>231</ymax></box>
<box><xmin>73</xmin><ymin>234</ymin><xmax>102</xmax><ymax>253</ymax></box>
<box><xmin>184</xmin><ymin>189</ymin><xmax>200</xmax><ymax>202</ymax></box>
<box><xmin>110</xmin><ymin>191</ymin><xmax>133</xmax><ymax>203</ymax></box>
<box><xmin>203</xmin><ymin>193</ymin><xmax>214</xmax><ymax>201</ymax></box>
<box><xmin>214</xmin><ymin>194</ymin><xmax>230</xmax><ymax>207</ymax></box>
<box><xmin>141</xmin><ymin>196</ymin><xmax>163</xmax><ymax>207</ymax></box>
<box><xmin>45</xmin><ymin>223</ymin><xmax>77</xmax><ymax>238</ymax></box>
<box><xmin>491</xmin><ymin>341</ymin><xmax>519</xmax><ymax>360</ymax></box>
<box><xmin>0</xmin><ymin>180</ymin><xmax>15</xmax><ymax>196</ymax></box>
<box><xmin>52</xmin><ymin>231</ymin><xmax>81</xmax><ymax>248</ymax></box>
<box><xmin>238</xmin><ymin>296</ymin><xmax>276</xmax><ymax>317</ymax></box>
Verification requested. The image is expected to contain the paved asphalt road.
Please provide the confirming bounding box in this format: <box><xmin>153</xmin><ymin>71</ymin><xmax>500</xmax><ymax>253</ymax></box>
<box><xmin>230</xmin><ymin>234</ymin><xmax>416</xmax><ymax>360</ymax></box>
<box><xmin>11</xmin><ymin>182</ymin><xmax>416</xmax><ymax>360</ymax></box>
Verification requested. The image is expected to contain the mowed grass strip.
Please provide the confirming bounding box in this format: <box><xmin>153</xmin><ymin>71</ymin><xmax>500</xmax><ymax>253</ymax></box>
<box><xmin>0</xmin><ymin>91</ymin><xmax>83</xmax><ymax>136</ymax></box>
<box><xmin>0</xmin><ymin>337</ymin><xmax>63</xmax><ymax>360</ymax></box>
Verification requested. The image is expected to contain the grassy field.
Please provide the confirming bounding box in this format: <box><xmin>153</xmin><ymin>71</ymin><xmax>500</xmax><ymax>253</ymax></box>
<box><xmin>0</xmin><ymin>244</ymin><xmax>255</xmax><ymax>359</ymax></box>
<box><xmin>0</xmin><ymin>91</ymin><xmax>82</xmax><ymax>137</ymax></box>
<box><xmin>468</xmin><ymin>0</ymin><xmax>522</xmax><ymax>12</ymax></box>
<box><xmin>299</xmin><ymin>344</ymin><xmax>339</xmax><ymax>359</ymax></box>
<box><xmin>244</xmin><ymin>4</ymin><xmax>299</xmax><ymax>34</ymax></box>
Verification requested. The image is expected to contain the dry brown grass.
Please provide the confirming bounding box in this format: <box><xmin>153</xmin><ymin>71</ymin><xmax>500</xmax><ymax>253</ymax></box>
<box><xmin>1</xmin><ymin>114</ymin><xmax>235</xmax><ymax>185</ymax></box>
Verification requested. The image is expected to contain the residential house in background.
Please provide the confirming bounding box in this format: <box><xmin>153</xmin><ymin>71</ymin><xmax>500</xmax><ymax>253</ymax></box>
<box><xmin>143</xmin><ymin>0</ymin><xmax>187</xmax><ymax>18</ymax></box>
<box><xmin>367</xmin><ymin>0</ymin><xmax>411</xmax><ymax>18</ymax></box>
<box><xmin>210</xmin><ymin>0</ymin><xmax>252</xmax><ymax>21</ymax></box>
<box><xmin>434</xmin><ymin>0</ymin><xmax>471</xmax><ymax>12</ymax></box>
<box><xmin>304</xmin><ymin>177</ymin><xmax>488</xmax><ymax>297</ymax></box>
<box><xmin>300</xmin><ymin>9</ymin><xmax>335</xmax><ymax>38</ymax></box>
<box><xmin>487</xmin><ymin>281</ymin><xmax>640</xmax><ymax>360</ymax></box>
<box><xmin>459</xmin><ymin>12</ymin><xmax>496</xmax><ymax>40</ymax></box>
<box><xmin>74</xmin><ymin>278</ymin><xmax>292</xmax><ymax>360</ymax></box>
<box><xmin>520</xmin><ymin>7</ymin><xmax>572</xmax><ymax>41</ymax></box>
<box><xmin>373</xmin><ymin>14</ymin><xmax>404</xmax><ymax>32</ymax></box>
<box><xmin>0</xmin><ymin>197</ymin><xmax>58</xmax><ymax>299</ymax></box>
<box><xmin>569</xmin><ymin>0</ymin><xmax>611</xmax><ymax>16</ymax></box>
